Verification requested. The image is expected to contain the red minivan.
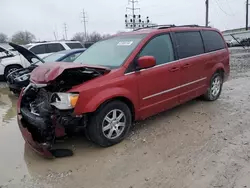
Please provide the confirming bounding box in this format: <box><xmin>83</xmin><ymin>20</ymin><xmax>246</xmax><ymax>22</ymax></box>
<box><xmin>17</xmin><ymin>25</ymin><xmax>230</xmax><ymax>157</ymax></box>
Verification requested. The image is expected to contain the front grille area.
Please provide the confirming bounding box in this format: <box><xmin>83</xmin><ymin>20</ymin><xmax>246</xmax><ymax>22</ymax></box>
<box><xmin>31</xmin><ymin>88</ymin><xmax>52</xmax><ymax>116</ymax></box>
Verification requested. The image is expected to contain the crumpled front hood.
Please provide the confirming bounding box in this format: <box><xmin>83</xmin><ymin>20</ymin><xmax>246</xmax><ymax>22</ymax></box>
<box><xmin>30</xmin><ymin>62</ymin><xmax>110</xmax><ymax>84</ymax></box>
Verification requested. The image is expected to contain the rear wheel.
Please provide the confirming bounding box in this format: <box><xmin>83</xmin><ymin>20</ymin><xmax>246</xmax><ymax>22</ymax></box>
<box><xmin>87</xmin><ymin>101</ymin><xmax>132</xmax><ymax>147</ymax></box>
<box><xmin>203</xmin><ymin>73</ymin><xmax>223</xmax><ymax>101</ymax></box>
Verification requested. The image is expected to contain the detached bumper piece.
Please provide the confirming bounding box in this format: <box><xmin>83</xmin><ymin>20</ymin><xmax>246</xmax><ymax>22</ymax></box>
<box><xmin>18</xmin><ymin>114</ymin><xmax>54</xmax><ymax>158</ymax></box>
<box><xmin>18</xmin><ymin>88</ymin><xmax>74</xmax><ymax>158</ymax></box>
<box><xmin>18</xmin><ymin>111</ymin><xmax>74</xmax><ymax>158</ymax></box>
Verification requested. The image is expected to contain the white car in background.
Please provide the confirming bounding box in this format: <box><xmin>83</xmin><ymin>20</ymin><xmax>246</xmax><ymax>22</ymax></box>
<box><xmin>0</xmin><ymin>41</ymin><xmax>84</xmax><ymax>80</ymax></box>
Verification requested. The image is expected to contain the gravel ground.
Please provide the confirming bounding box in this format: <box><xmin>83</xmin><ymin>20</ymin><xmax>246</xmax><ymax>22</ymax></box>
<box><xmin>1</xmin><ymin>48</ymin><xmax>250</xmax><ymax>188</ymax></box>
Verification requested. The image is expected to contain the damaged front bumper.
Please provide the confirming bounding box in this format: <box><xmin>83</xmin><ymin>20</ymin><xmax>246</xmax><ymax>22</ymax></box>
<box><xmin>17</xmin><ymin>88</ymin><xmax>75</xmax><ymax>158</ymax></box>
<box><xmin>17</xmin><ymin>114</ymin><xmax>54</xmax><ymax>158</ymax></box>
<box><xmin>17</xmin><ymin>88</ymin><xmax>55</xmax><ymax>158</ymax></box>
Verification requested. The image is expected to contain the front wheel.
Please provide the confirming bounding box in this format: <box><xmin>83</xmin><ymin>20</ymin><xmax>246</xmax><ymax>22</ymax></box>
<box><xmin>4</xmin><ymin>65</ymin><xmax>22</xmax><ymax>80</ymax></box>
<box><xmin>87</xmin><ymin>101</ymin><xmax>132</xmax><ymax>147</ymax></box>
<box><xmin>203</xmin><ymin>73</ymin><xmax>223</xmax><ymax>101</ymax></box>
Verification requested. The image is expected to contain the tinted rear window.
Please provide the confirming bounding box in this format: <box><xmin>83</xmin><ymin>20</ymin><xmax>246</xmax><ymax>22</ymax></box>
<box><xmin>47</xmin><ymin>43</ymin><xmax>65</xmax><ymax>53</ymax></box>
<box><xmin>66</xmin><ymin>43</ymin><xmax>83</xmax><ymax>49</ymax></box>
<box><xmin>175</xmin><ymin>31</ymin><xmax>204</xmax><ymax>59</ymax></box>
<box><xmin>202</xmin><ymin>30</ymin><xmax>226</xmax><ymax>52</ymax></box>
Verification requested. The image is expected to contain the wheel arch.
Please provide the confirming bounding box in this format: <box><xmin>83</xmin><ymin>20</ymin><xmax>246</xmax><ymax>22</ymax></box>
<box><xmin>96</xmin><ymin>96</ymin><xmax>136</xmax><ymax>122</ymax></box>
<box><xmin>74</xmin><ymin>87</ymin><xmax>138</xmax><ymax>121</ymax></box>
<box><xmin>211</xmin><ymin>63</ymin><xmax>225</xmax><ymax>81</ymax></box>
<box><xmin>214</xmin><ymin>68</ymin><xmax>225</xmax><ymax>80</ymax></box>
<box><xmin>4</xmin><ymin>64</ymin><xmax>23</xmax><ymax>73</ymax></box>
<box><xmin>4</xmin><ymin>64</ymin><xmax>23</xmax><ymax>79</ymax></box>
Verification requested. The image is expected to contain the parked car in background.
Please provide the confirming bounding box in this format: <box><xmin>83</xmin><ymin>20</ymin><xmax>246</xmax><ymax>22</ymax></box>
<box><xmin>0</xmin><ymin>45</ymin><xmax>15</xmax><ymax>60</ymax></box>
<box><xmin>0</xmin><ymin>41</ymin><xmax>84</xmax><ymax>80</ymax></box>
<box><xmin>6</xmin><ymin>42</ymin><xmax>85</xmax><ymax>94</ymax></box>
<box><xmin>17</xmin><ymin>25</ymin><xmax>230</xmax><ymax>158</ymax></box>
<box><xmin>0</xmin><ymin>43</ymin><xmax>19</xmax><ymax>56</ymax></box>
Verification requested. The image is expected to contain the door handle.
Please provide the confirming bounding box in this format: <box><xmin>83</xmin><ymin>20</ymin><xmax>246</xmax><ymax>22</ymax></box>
<box><xmin>169</xmin><ymin>67</ymin><xmax>180</xmax><ymax>72</ymax></box>
<box><xmin>182</xmin><ymin>63</ymin><xmax>191</xmax><ymax>69</ymax></box>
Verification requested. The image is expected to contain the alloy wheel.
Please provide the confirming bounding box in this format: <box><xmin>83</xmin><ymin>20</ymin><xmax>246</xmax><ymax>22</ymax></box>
<box><xmin>102</xmin><ymin>109</ymin><xmax>126</xmax><ymax>140</ymax></box>
<box><xmin>211</xmin><ymin>76</ymin><xmax>222</xmax><ymax>97</ymax></box>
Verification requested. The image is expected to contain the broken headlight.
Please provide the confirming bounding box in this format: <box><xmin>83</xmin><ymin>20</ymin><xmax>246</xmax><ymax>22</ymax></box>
<box><xmin>51</xmin><ymin>93</ymin><xmax>79</xmax><ymax>110</ymax></box>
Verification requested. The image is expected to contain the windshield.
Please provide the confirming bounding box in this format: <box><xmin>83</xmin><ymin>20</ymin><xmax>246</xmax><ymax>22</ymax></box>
<box><xmin>43</xmin><ymin>51</ymin><xmax>67</xmax><ymax>62</ymax></box>
<box><xmin>74</xmin><ymin>34</ymin><xmax>145</xmax><ymax>68</ymax></box>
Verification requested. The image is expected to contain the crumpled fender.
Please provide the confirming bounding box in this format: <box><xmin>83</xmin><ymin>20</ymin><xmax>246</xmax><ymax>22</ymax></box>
<box><xmin>74</xmin><ymin>87</ymin><xmax>138</xmax><ymax>116</ymax></box>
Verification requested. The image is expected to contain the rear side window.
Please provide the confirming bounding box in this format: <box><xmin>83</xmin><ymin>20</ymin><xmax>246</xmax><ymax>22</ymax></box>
<box><xmin>202</xmin><ymin>30</ymin><xmax>226</xmax><ymax>52</ymax></box>
<box><xmin>66</xmin><ymin>43</ymin><xmax>83</xmax><ymax>49</ymax></box>
<box><xmin>139</xmin><ymin>34</ymin><xmax>174</xmax><ymax>65</ymax></box>
<box><xmin>47</xmin><ymin>43</ymin><xmax>65</xmax><ymax>53</ymax></box>
<box><xmin>175</xmin><ymin>31</ymin><xmax>204</xmax><ymax>59</ymax></box>
<box><xmin>30</xmin><ymin>45</ymin><xmax>46</xmax><ymax>55</ymax></box>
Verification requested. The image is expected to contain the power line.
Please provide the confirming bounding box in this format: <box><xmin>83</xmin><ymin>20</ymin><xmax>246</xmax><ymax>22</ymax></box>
<box><xmin>225</xmin><ymin>0</ymin><xmax>234</xmax><ymax>15</ymax></box>
<box><xmin>210</xmin><ymin>0</ymin><xmax>228</xmax><ymax>29</ymax></box>
<box><xmin>81</xmin><ymin>9</ymin><xmax>88</xmax><ymax>39</ymax></box>
<box><xmin>213</xmin><ymin>0</ymin><xmax>234</xmax><ymax>16</ymax></box>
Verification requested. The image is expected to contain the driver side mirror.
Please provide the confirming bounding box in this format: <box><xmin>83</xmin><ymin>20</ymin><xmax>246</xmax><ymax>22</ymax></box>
<box><xmin>136</xmin><ymin>56</ymin><xmax>156</xmax><ymax>70</ymax></box>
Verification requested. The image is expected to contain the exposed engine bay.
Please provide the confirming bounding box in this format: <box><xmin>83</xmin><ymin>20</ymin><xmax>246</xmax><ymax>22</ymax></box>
<box><xmin>19</xmin><ymin>67</ymin><xmax>107</xmax><ymax>158</ymax></box>
<box><xmin>45</xmin><ymin>67</ymin><xmax>104</xmax><ymax>92</ymax></box>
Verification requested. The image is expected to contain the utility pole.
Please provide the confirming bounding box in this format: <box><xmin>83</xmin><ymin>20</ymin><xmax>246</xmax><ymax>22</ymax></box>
<box><xmin>63</xmin><ymin>23</ymin><xmax>68</xmax><ymax>40</ymax></box>
<box><xmin>205</xmin><ymin>0</ymin><xmax>209</xmax><ymax>27</ymax></box>
<box><xmin>53</xmin><ymin>31</ymin><xmax>57</xmax><ymax>40</ymax></box>
<box><xmin>126</xmin><ymin>0</ymin><xmax>140</xmax><ymax>30</ymax></box>
<box><xmin>246</xmin><ymin>0</ymin><xmax>249</xmax><ymax>30</ymax></box>
<box><xmin>81</xmin><ymin>9</ymin><xmax>88</xmax><ymax>39</ymax></box>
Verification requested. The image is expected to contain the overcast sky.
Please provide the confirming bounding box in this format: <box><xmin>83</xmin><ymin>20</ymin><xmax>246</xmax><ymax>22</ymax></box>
<box><xmin>0</xmin><ymin>0</ymin><xmax>246</xmax><ymax>41</ymax></box>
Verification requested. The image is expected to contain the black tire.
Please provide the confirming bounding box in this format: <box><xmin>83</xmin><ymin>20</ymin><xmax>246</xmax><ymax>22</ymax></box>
<box><xmin>203</xmin><ymin>73</ymin><xmax>223</xmax><ymax>101</ymax></box>
<box><xmin>4</xmin><ymin>65</ymin><xmax>22</xmax><ymax>80</ymax></box>
<box><xmin>87</xmin><ymin>101</ymin><xmax>132</xmax><ymax>147</ymax></box>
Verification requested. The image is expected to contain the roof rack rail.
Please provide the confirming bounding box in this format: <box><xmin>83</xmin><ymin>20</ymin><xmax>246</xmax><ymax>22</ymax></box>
<box><xmin>134</xmin><ymin>24</ymin><xmax>175</xmax><ymax>31</ymax></box>
<box><xmin>134</xmin><ymin>24</ymin><xmax>211</xmax><ymax>31</ymax></box>
<box><xmin>174</xmin><ymin>24</ymin><xmax>211</xmax><ymax>28</ymax></box>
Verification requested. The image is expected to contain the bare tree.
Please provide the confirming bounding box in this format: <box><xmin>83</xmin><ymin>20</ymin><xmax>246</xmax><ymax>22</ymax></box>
<box><xmin>102</xmin><ymin>34</ymin><xmax>112</xmax><ymax>39</ymax></box>
<box><xmin>87</xmin><ymin>32</ymin><xmax>103</xmax><ymax>43</ymax></box>
<box><xmin>11</xmin><ymin>31</ymin><xmax>36</xmax><ymax>45</ymax></box>
<box><xmin>0</xmin><ymin>33</ymin><xmax>8</xmax><ymax>43</ymax></box>
<box><xmin>72</xmin><ymin>32</ymin><xmax>111</xmax><ymax>44</ymax></box>
<box><xmin>72</xmin><ymin>32</ymin><xmax>86</xmax><ymax>43</ymax></box>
